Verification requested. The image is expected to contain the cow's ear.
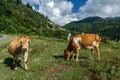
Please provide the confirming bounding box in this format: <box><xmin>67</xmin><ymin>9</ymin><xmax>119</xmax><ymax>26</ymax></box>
<box><xmin>28</xmin><ymin>38</ymin><xmax>33</xmax><ymax>43</ymax></box>
<box><xmin>96</xmin><ymin>35</ymin><xmax>102</xmax><ymax>42</ymax></box>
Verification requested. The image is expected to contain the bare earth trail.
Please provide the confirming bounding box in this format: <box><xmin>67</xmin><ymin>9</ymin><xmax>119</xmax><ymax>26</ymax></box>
<box><xmin>0</xmin><ymin>34</ymin><xmax>7</xmax><ymax>39</ymax></box>
<box><xmin>0</xmin><ymin>34</ymin><xmax>3</xmax><ymax>38</ymax></box>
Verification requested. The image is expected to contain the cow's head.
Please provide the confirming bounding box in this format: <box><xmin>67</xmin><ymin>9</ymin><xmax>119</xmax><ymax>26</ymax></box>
<box><xmin>99</xmin><ymin>36</ymin><xmax>102</xmax><ymax>42</ymax></box>
<box><xmin>95</xmin><ymin>35</ymin><xmax>102</xmax><ymax>42</ymax></box>
<box><xmin>20</xmin><ymin>36</ymin><xmax>33</xmax><ymax>52</ymax></box>
<box><xmin>64</xmin><ymin>49</ymin><xmax>70</xmax><ymax>61</ymax></box>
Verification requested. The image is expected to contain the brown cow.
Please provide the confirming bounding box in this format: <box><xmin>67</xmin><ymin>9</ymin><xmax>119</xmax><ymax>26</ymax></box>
<box><xmin>64</xmin><ymin>34</ymin><xmax>102</xmax><ymax>62</ymax></box>
<box><xmin>8</xmin><ymin>36</ymin><xmax>33</xmax><ymax>70</ymax></box>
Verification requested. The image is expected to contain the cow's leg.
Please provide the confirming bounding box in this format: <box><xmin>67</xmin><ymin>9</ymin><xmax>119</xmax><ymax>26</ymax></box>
<box><xmin>14</xmin><ymin>57</ymin><xmax>18</xmax><ymax>70</ymax></box>
<box><xmin>96</xmin><ymin>47</ymin><xmax>101</xmax><ymax>61</ymax></box>
<box><xmin>90</xmin><ymin>49</ymin><xmax>95</xmax><ymax>60</ymax></box>
<box><xmin>24</xmin><ymin>52</ymin><xmax>28</xmax><ymax>70</ymax></box>
<box><xmin>72</xmin><ymin>52</ymin><xmax>75</xmax><ymax>60</ymax></box>
<box><xmin>91</xmin><ymin>49</ymin><xmax>95</xmax><ymax>55</ymax></box>
<box><xmin>66</xmin><ymin>52</ymin><xmax>70</xmax><ymax>61</ymax></box>
<box><xmin>75</xmin><ymin>48</ymin><xmax>79</xmax><ymax>62</ymax></box>
<box><xmin>13</xmin><ymin>57</ymin><xmax>15</xmax><ymax>65</ymax></box>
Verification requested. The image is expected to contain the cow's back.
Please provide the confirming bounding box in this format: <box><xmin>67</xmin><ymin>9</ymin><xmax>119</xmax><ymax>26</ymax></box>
<box><xmin>72</xmin><ymin>34</ymin><xmax>101</xmax><ymax>47</ymax></box>
<box><xmin>8</xmin><ymin>38</ymin><xmax>21</xmax><ymax>56</ymax></box>
<box><xmin>80</xmin><ymin>34</ymin><xmax>96</xmax><ymax>46</ymax></box>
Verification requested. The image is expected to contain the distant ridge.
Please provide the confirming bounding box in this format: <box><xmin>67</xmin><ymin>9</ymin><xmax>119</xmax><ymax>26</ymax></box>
<box><xmin>63</xmin><ymin>16</ymin><xmax>120</xmax><ymax>40</ymax></box>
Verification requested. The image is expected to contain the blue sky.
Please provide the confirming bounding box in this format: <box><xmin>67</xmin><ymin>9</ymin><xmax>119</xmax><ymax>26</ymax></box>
<box><xmin>67</xmin><ymin>0</ymin><xmax>87</xmax><ymax>13</ymax></box>
<box><xmin>30</xmin><ymin>0</ymin><xmax>87</xmax><ymax>13</ymax></box>
<box><xmin>22</xmin><ymin>0</ymin><xmax>120</xmax><ymax>26</ymax></box>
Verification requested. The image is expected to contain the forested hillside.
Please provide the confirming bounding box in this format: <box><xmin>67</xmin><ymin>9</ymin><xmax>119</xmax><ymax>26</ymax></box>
<box><xmin>63</xmin><ymin>16</ymin><xmax>120</xmax><ymax>41</ymax></box>
<box><xmin>0</xmin><ymin>0</ymin><xmax>68</xmax><ymax>37</ymax></box>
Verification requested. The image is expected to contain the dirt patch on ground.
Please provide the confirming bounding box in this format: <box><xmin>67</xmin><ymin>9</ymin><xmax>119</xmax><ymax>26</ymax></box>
<box><xmin>47</xmin><ymin>64</ymin><xmax>73</xmax><ymax>80</ymax></box>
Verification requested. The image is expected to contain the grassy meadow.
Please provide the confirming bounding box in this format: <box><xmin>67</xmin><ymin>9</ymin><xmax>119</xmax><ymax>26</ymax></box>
<box><xmin>0</xmin><ymin>35</ymin><xmax>120</xmax><ymax>80</ymax></box>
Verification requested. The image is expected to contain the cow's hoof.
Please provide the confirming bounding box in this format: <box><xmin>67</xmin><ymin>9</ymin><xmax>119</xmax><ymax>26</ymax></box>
<box><xmin>67</xmin><ymin>58</ymin><xmax>69</xmax><ymax>61</ymax></box>
<box><xmin>14</xmin><ymin>67</ymin><xmax>17</xmax><ymax>70</ymax></box>
<box><xmin>25</xmin><ymin>68</ymin><xmax>28</xmax><ymax>71</ymax></box>
<box><xmin>75</xmin><ymin>60</ymin><xmax>78</xmax><ymax>62</ymax></box>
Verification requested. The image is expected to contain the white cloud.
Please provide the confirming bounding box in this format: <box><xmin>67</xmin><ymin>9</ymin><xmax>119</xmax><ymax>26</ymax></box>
<box><xmin>47</xmin><ymin>1</ymin><xmax>55</xmax><ymax>8</ymax></box>
<box><xmin>22</xmin><ymin>0</ymin><xmax>77</xmax><ymax>26</ymax></box>
<box><xmin>22</xmin><ymin>0</ymin><xmax>120</xmax><ymax>26</ymax></box>
<box><xmin>22</xmin><ymin>0</ymin><xmax>40</xmax><ymax>5</ymax></box>
<box><xmin>37</xmin><ymin>0</ymin><xmax>76</xmax><ymax>26</ymax></box>
<box><xmin>79</xmin><ymin>0</ymin><xmax>120</xmax><ymax>19</ymax></box>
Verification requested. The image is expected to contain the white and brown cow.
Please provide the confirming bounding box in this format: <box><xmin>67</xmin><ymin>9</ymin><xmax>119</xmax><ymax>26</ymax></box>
<box><xmin>8</xmin><ymin>36</ymin><xmax>33</xmax><ymax>70</ymax></box>
<box><xmin>64</xmin><ymin>34</ymin><xmax>102</xmax><ymax>62</ymax></box>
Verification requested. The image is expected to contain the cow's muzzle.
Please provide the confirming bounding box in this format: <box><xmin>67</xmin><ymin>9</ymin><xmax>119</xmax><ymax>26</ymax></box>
<box><xmin>22</xmin><ymin>48</ymin><xmax>27</xmax><ymax>51</ymax></box>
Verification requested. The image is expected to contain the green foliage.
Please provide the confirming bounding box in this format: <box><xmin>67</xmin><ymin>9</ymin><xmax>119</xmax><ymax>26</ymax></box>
<box><xmin>16</xmin><ymin>0</ymin><xmax>22</xmax><ymax>4</ymax></box>
<box><xmin>0</xmin><ymin>0</ymin><xmax>68</xmax><ymax>38</ymax></box>
<box><xmin>26</xmin><ymin>3</ymin><xmax>32</xmax><ymax>9</ymax></box>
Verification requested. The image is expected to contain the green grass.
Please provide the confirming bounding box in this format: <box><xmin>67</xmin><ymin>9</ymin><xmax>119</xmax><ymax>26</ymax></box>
<box><xmin>0</xmin><ymin>35</ymin><xmax>120</xmax><ymax>80</ymax></box>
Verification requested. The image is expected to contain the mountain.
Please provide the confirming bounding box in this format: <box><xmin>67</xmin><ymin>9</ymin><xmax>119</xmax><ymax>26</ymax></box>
<box><xmin>63</xmin><ymin>16</ymin><xmax>120</xmax><ymax>40</ymax></box>
<box><xmin>0</xmin><ymin>0</ymin><xmax>68</xmax><ymax>38</ymax></box>
<box><xmin>78</xmin><ymin>16</ymin><xmax>104</xmax><ymax>23</ymax></box>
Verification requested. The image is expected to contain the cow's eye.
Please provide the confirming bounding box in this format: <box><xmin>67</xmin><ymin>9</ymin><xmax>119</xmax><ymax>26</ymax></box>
<box><xmin>20</xmin><ymin>41</ymin><xmax>23</xmax><ymax>45</ymax></box>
